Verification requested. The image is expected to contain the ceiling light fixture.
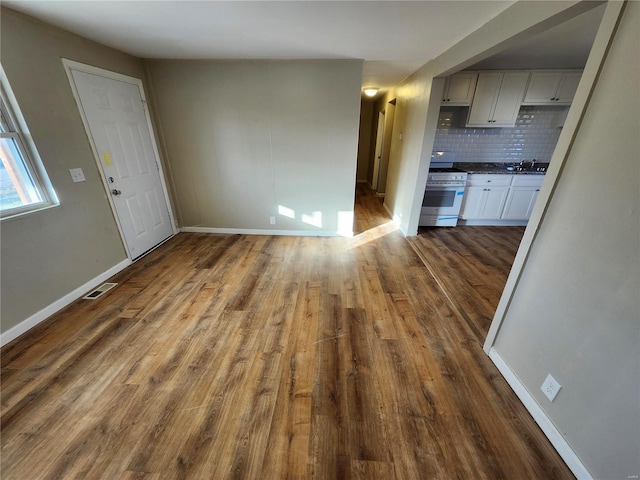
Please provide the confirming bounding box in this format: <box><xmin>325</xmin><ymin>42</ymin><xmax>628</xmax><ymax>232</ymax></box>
<box><xmin>363</xmin><ymin>88</ymin><xmax>378</xmax><ymax>97</ymax></box>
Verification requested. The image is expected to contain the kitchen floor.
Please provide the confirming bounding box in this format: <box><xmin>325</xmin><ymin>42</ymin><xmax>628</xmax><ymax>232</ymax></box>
<box><xmin>408</xmin><ymin>225</ymin><xmax>525</xmax><ymax>342</ymax></box>
<box><xmin>1</xmin><ymin>185</ymin><xmax>570</xmax><ymax>479</ymax></box>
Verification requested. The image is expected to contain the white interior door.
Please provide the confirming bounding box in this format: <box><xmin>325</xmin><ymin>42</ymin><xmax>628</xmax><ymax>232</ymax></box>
<box><xmin>69</xmin><ymin>67</ymin><xmax>174</xmax><ymax>259</ymax></box>
<box><xmin>372</xmin><ymin>112</ymin><xmax>385</xmax><ymax>190</ymax></box>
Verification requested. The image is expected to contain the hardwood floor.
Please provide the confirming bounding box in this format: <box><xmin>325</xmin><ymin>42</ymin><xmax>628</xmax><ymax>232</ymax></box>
<box><xmin>408</xmin><ymin>225</ymin><xmax>525</xmax><ymax>343</ymax></box>
<box><xmin>1</xmin><ymin>184</ymin><xmax>573</xmax><ymax>479</ymax></box>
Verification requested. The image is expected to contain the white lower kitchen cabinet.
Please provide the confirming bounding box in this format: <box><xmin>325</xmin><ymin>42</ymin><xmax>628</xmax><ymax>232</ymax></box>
<box><xmin>502</xmin><ymin>186</ymin><xmax>540</xmax><ymax>219</ymax></box>
<box><xmin>460</xmin><ymin>174</ymin><xmax>545</xmax><ymax>224</ymax></box>
<box><xmin>460</xmin><ymin>186</ymin><xmax>510</xmax><ymax>220</ymax></box>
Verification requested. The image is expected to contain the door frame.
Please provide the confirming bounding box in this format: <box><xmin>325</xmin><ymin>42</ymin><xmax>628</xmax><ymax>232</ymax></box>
<box><xmin>371</xmin><ymin>111</ymin><xmax>385</xmax><ymax>191</ymax></box>
<box><xmin>62</xmin><ymin>59</ymin><xmax>178</xmax><ymax>260</ymax></box>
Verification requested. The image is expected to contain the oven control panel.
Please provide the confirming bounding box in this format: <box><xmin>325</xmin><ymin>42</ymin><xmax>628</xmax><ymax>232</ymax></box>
<box><xmin>428</xmin><ymin>175</ymin><xmax>466</xmax><ymax>181</ymax></box>
<box><xmin>427</xmin><ymin>172</ymin><xmax>468</xmax><ymax>187</ymax></box>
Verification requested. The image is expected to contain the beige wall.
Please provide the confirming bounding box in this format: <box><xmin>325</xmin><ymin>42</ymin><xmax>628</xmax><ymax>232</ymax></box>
<box><xmin>356</xmin><ymin>98</ymin><xmax>373</xmax><ymax>183</ymax></box>
<box><xmin>382</xmin><ymin>74</ymin><xmax>437</xmax><ymax>231</ymax></box>
<box><xmin>494</xmin><ymin>2</ymin><xmax>639</xmax><ymax>478</ymax></box>
<box><xmin>0</xmin><ymin>9</ymin><xmax>147</xmax><ymax>333</ymax></box>
<box><xmin>145</xmin><ymin>60</ymin><xmax>362</xmax><ymax>234</ymax></box>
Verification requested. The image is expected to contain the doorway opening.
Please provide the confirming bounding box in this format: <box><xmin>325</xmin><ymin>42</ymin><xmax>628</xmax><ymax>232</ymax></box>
<box><xmin>410</xmin><ymin>3</ymin><xmax>606</xmax><ymax>343</ymax></box>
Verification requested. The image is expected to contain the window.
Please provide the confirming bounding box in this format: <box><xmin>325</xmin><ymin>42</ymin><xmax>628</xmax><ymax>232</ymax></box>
<box><xmin>0</xmin><ymin>68</ymin><xmax>57</xmax><ymax>219</ymax></box>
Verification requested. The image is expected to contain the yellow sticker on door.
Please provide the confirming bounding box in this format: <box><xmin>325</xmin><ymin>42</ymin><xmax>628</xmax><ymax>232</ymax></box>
<box><xmin>102</xmin><ymin>152</ymin><xmax>113</xmax><ymax>166</ymax></box>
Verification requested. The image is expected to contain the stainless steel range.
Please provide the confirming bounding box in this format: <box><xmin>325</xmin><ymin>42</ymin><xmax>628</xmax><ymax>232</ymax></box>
<box><xmin>419</xmin><ymin>162</ymin><xmax>468</xmax><ymax>227</ymax></box>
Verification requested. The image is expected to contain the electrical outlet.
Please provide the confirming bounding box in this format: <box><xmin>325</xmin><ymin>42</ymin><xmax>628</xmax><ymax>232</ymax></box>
<box><xmin>69</xmin><ymin>168</ymin><xmax>86</xmax><ymax>183</ymax></box>
<box><xmin>541</xmin><ymin>374</ymin><xmax>561</xmax><ymax>402</ymax></box>
<box><xmin>269</xmin><ymin>216</ymin><xmax>276</xmax><ymax>225</ymax></box>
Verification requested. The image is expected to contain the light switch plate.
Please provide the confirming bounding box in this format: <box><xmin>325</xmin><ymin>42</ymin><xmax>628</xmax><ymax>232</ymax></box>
<box><xmin>69</xmin><ymin>168</ymin><xmax>86</xmax><ymax>183</ymax></box>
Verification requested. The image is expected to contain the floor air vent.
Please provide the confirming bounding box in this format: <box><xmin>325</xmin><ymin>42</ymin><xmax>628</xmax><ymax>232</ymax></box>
<box><xmin>82</xmin><ymin>282</ymin><xmax>118</xmax><ymax>300</ymax></box>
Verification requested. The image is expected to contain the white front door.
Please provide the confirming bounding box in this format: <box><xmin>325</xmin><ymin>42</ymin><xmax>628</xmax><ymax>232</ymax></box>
<box><xmin>68</xmin><ymin>67</ymin><xmax>174</xmax><ymax>259</ymax></box>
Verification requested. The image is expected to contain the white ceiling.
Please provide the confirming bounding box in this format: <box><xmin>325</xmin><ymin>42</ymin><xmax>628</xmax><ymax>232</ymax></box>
<box><xmin>468</xmin><ymin>3</ymin><xmax>605</xmax><ymax>70</ymax></box>
<box><xmin>3</xmin><ymin>1</ymin><xmax>603</xmax><ymax>96</ymax></box>
<box><xmin>4</xmin><ymin>0</ymin><xmax>515</xmax><ymax>92</ymax></box>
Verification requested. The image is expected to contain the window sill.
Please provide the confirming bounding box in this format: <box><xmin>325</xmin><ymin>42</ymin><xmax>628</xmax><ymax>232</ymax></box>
<box><xmin>1</xmin><ymin>202</ymin><xmax>60</xmax><ymax>222</ymax></box>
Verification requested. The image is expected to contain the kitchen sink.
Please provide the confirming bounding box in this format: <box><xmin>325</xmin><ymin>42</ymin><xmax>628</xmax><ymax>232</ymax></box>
<box><xmin>505</xmin><ymin>164</ymin><xmax>548</xmax><ymax>172</ymax></box>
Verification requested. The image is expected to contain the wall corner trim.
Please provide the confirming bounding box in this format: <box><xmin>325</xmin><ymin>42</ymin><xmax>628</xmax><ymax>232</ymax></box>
<box><xmin>488</xmin><ymin>348</ymin><xmax>594</xmax><ymax>480</ymax></box>
<box><xmin>0</xmin><ymin>258</ymin><xmax>132</xmax><ymax>348</ymax></box>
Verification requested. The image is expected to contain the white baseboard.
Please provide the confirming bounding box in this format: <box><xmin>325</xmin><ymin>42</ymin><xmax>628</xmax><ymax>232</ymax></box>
<box><xmin>488</xmin><ymin>348</ymin><xmax>593</xmax><ymax>480</ymax></box>
<box><xmin>383</xmin><ymin>202</ymin><xmax>393</xmax><ymax>219</ymax></box>
<box><xmin>180</xmin><ymin>226</ymin><xmax>352</xmax><ymax>238</ymax></box>
<box><xmin>0</xmin><ymin>258</ymin><xmax>131</xmax><ymax>348</ymax></box>
<box><xmin>375</xmin><ymin>192</ymin><xmax>385</xmax><ymax>198</ymax></box>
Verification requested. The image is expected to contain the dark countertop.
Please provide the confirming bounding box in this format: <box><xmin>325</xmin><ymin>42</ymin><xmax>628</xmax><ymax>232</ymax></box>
<box><xmin>455</xmin><ymin>162</ymin><xmax>549</xmax><ymax>175</ymax></box>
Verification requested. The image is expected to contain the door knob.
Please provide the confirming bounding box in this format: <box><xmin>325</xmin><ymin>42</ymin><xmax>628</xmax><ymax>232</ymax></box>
<box><xmin>108</xmin><ymin>176</ymin><xmax>115</xmax><ymax>183</ymax></box>
<box><xmin>111</xmin><ymin>189</ymin><xmax>122</xmax><ymax>196</ymax></box>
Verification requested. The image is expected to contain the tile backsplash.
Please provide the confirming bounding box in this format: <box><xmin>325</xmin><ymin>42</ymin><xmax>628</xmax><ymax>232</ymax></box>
<box><xmin>433</xmin><ymin>105</ymin><xmax>569</xmax><ymax>163</ymax></box>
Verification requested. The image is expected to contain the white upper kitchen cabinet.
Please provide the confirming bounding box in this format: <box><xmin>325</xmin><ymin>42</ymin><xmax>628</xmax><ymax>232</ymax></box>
<box><xmin>441</xmin><ymin>72</ymin><xmax>478</xmax><ymax>106</ymax></box>
<box><xmin>522</xmin><ymin>70</ymin><xmax>582</xmax><ymax>105</ymax></box>
<box><xmin>466</xmin><ymin>71</ymin><xmax>529</xmax><ymax>127</ymax></box>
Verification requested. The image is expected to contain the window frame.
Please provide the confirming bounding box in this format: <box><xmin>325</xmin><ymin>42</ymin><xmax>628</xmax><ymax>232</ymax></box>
<box><xmin>0</xmin><ymin>66</ymin><xmax>58</xmax><ymax>220</ymax></box>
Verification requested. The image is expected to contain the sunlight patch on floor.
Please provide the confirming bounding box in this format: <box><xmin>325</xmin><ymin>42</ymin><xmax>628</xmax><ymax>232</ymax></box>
<box><xmin>347</xmin><ymin>220</ymin><xmax>398</xmax><ymax>249</ymax></box>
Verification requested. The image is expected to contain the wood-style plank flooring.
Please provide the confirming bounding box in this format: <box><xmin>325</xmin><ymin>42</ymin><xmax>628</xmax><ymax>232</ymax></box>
<box><xmin>408</xmin><ymin>225</ymin><xmax>524</xmax><ymax>343</ymax></box>
<box><xmin>1</xmin><ymin>184</ymin><xmax>572</xmax><ymax>479</ymax></box>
